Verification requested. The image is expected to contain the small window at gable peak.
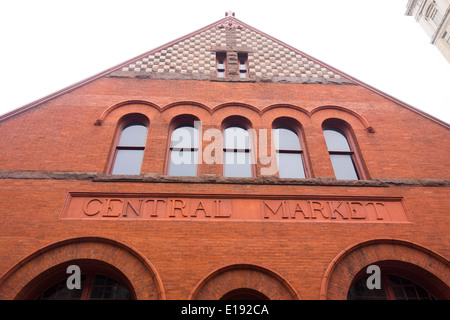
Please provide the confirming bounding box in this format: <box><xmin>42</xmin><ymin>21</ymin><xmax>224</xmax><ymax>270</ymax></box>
<box><xmin>216</xmin><ymin>52</ymin><xmax>226</xmax><ymax>78</ymax></box>
<box><xmin>238</xmin><ymin>53</ymin><xmax>248</xmax><ymax>78</ymax></box>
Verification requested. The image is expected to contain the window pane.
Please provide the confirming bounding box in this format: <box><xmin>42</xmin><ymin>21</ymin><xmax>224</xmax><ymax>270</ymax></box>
<box><xmin>330</xmin><ymin>154</ymin><xmax>358</xmax><ymax>180</ymax></box>
<box><xmin>112</xmin><ymin>149</ymin><xmax>145</xmax><ymax>175</ymax></box>
<box><xmin>224</xmin><ymin>126</ymin><xmax>249</xmax><ymax>149</ymax></box>
<box><xmin>169</xmin><ymin>150</ymin><xmax>197</xmax><ymax>176</ymax></box>
<box><xmin>347</xmin><ymin>277</ymin><xmax>387</xmax><ymax>300</ymax></box>
<box><xmin>388</xmin><ymin>275</ymin><xmax>434</xmax><ymax>300</ymax></box>
<box><xmin>274</xmin><ymin>127</ymin><xmax>301</xmax><ymax>151</ymax></box>
<box><xmin>323</xmin><ymin>128</ymin><xmax>351</xmax><ymax>151</ymax></box>
<box><xmin>224</xmin><ymin>151</ymin><xmax>252</xmax><ymax>177</ymax></box>
<box><xmin>90</xmin><ymin>275</ymin><xmax>131</xmax><ymax>300</ymax></box>
<box><xmin>277</xmin><ymin>153</ymin><xmax>305</xmax><ymax>178</ymax></box>
<box><xmin>118</xmin><ymin>123</ymin><xmax>147</xmax><ymax>147</ymax></box>
<box><xmin>171</xmin><ymin>125</ymin><xmax>198</xmax><ymax>148</ymax></box>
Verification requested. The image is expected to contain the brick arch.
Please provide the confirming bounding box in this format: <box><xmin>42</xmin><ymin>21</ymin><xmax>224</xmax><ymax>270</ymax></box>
<box><xmin>0</xmin><ymin>237</ymin><xmax>165</xmax><ymax>300</ymax></box>
<box><xmin>95</xmin><ymin>100</ymin><xmax>161</xmax><ymax>125</ymax></box>
<box><xmin>213</xmin><ymin>102</ymin><xmax>261</xmax><ymax>115</ymax></box>
<box><xmin>320</xmin><ymin>239</ymin><xmax>450</xmax><ymax>300</ymax></box>
<box><xmin>310</xmin><ymin>105</ymin><xmax>374</xmax><ymax>133</ymax></box>
<box><xmin>189</xmin><ymin>264</ymin><xmax>300</xmax><ymax>300</ymax></box>
<box><xmin>262</xmin><ymin>104</ymin><xmax>310</xmax><ymax>117</ymax></box>
<box><xmin>162</xmin><ymin>101</ymin><xmax>212</xmax><ymax>115</ymax></box>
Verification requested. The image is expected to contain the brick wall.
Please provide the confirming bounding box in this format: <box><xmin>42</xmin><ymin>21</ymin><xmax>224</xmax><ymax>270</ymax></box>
<box><xmin>0</xmin><ymin>77</ymin><xmax>448</xmax><ymax>299</ymax></box>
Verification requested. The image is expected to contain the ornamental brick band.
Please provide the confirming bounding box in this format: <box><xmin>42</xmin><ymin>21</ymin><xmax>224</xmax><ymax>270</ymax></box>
<box><xmin>60</xmin><ymin>193</ymin><xmax>413</xmax><ymax>223</ymax></box>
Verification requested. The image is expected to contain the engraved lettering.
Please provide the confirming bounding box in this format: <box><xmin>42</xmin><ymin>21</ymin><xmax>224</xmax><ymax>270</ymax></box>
<box><xmin>170</xmin><ymin>199</ymin><xmax>187</xmax><ymax>217</ymax></box>
<box><xmin>291</xmin><ymin>201</ymin><xmax>311</xmax><ymax>219</ymax></box>
<box><xmin>365</xmin><ymin>202</ymin><xmax>386</xmax><ymax>220</ymax></box>
<box><xmin>309</xmin><ymin>201</ymin><xmax>329</xmax><ymax>219</ymax></box>
<box><xmin>83</xmin><ymin>198</ymin><xmax>103</xmax><ymax>216</ymax></box>
<box><xmin>192</xmin><ymin>200</ymin><xmax>209</xmax><ymax>218</ymax></box>
<box><xmin>214</xmin><ymin>200</ymin><xmax>231</xmax><ymax>218</ymax></box>
<box><xmin>123</xmin><ymin>199</ymin><xmax>143</xmax><ymax>217</ymax></box>
<box><xmin>262</xmin><ymin>201</ymin><xmax>285</xmax><ymax>219</ymax></box>
<box><xmin>64</xmin><ymin>194</ymin><xmax>410</xmax><ymax>223</ymax></box>
<box><xmin>327</xmin><ymin>201</ymin><xmax>348</xmax><ymax>219</ymax></box>
<box><xmin>104</xmin><ymin>199</ymin><xmax>123</xmax><ymax>217</ymax></box>
<box><xmin>349</xmin><ymin>202</ymin><xmax>367</xmax><ymax>219</ymax></box>
<box><xmin>144</xmin><ymin>199</ymin><xmax>166</xmax><ymax>217</ymax></box>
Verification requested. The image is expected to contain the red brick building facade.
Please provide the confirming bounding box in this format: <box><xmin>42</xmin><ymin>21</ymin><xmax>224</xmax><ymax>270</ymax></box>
<box><xmin>0</xmin><ymin>14</ymin><xmax>449</xmax><ymax>300</ymax></box>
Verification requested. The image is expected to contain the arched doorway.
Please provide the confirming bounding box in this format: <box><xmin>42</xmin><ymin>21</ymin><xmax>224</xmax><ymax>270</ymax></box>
<box><xmin>0</xmin><ymin>237</ymin><xmax>165</xmax><ymax>300</ymax></box>
<box><xmin>320</xmin><ymin>239</ymin><xmax>450</xmax><ymax>300</ymax></box>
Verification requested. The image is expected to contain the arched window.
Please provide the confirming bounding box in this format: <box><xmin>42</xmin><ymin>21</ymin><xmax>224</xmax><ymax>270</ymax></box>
<box><xmin>37</xmin><ymin>273</ymin><xmax>132</xmax><ymax>300</ymax></box>
<box><xmin>273</xmin><ymin>126</ymin><xmax>306</xmax><ymax>179</ymax></box>
<box><xmin>348</xmin><ymin>274</ymin><xmax>435</xmax><ymax>300</ymax></box>
<box><xmin>22</xmin><ymin>261</ymin><xmax>136</xmax><ymax>300</ymax></box>
<box><xmin>223</xmin><ymin>124</ymin><xmax>253</xmax><ymax>178</ymax></box>
<box><xmin>168</xmin><ymin>118</ymin><xmax>200</xmax><ymax>176</ymax></box>
<box><xmin>347</xmin><ymin>262</ymin><xmax>443</xmax><ymax>300</ymax></box>
<box><xmin>110</xmin><ymin>116</ymin><xmax>149</xmax><ymax>175</ymax></box>
<box><xmin>323</xmin><ymin>127</ymin><xmax>358</xmax><ymax>180</ymax></box>
<box><xmin>322</xmin><ymin>120</ymin><xmax>366</xmax><ymax>180</ymax></box>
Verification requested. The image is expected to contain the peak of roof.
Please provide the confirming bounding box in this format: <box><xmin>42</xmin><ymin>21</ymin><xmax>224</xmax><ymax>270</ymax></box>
<box><xmin>108</xmin><ymin>14</ymin><xmax>354</xmax><ymax>85</ymax></box>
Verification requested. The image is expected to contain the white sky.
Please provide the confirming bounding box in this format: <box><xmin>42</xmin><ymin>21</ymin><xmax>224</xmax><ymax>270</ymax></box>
<box><xmin>1</xmin><ymin>0</ymin><xmax>449</xmax><ymax>124</ymax></box>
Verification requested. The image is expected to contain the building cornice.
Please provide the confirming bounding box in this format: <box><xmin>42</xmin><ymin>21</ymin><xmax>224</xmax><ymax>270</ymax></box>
<box><xmin>1</xmin><ymin>170</ymin><xmax>449</xmax><ymax>188</ymax></box>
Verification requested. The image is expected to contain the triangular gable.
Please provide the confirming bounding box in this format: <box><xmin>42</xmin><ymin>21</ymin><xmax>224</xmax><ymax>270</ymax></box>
<box><xmin>109</xmin><ymin>15</ymin><xmax>354</xmax><ymax>84</ymax></box>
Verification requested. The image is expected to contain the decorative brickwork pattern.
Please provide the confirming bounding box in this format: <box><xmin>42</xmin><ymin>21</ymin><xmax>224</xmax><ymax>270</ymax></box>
<box><xmin>121</xmin><ymin>28</ymin><xmax>226</xmax><ymax>75</ymax></box>
<box><xmin>116</xmin><ymin>17</ymin><xmax>347</xmax><ymax>82</ymax></box>
<box><xmin>189</xmin><ymin>264</ymin><xmax>300</xmax><ymax>300</ymax></box>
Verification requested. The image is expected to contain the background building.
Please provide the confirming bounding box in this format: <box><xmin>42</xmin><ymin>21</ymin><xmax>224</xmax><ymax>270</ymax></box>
<box><xmin>406</xmin><ymin>0</ymin><xmax>450</xmax><ymax>62</ymax></box>
<box><xmin>0</xmin><ymin>13</ymin><xmax>449</xmax><ymax>300</ymax></box>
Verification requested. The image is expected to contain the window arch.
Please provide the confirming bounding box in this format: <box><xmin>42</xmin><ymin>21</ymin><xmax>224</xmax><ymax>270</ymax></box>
<box><xmin>272</xmin><ymin>118</ymin><xmax>310</xmax><ymax>178</ymax></box>
<box><xmin>322</xmin><ymin>119</ymin><xmax>367</xmax><ymax>180</ymax></box>
<box><xmin>167</xmin><ymin>115</ymin><xmax>200</xmax><ymax>176</ymax></box>
<box><xmin>222</xmin><ymin>116</ymin><xmax>254</xmax><ymax>178</ymax></box>
<box><xmin>109</xmin><ymin>114</ymin><xmax>149</xmax><ymax>175</ymax></box>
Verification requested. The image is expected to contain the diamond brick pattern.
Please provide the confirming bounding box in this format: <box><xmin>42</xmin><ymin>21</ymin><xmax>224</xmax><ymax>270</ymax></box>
<box><xmin>116</xmin><ymin>17</ymin><xmax>347</xmax><ymax>82</ymax></box>
<box><xmin>121</xmin><ymin>28</ymin><xmax>227</xmax><ymax>75</ymax></box>
<box><xmin>236</xmin><ymin>29</ymin><xmax>340</xmax><ymax>79</ymax></box>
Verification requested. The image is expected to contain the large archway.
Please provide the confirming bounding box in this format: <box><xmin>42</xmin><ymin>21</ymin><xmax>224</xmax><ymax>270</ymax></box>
<box><xmin>189</xmin><ymin>264</ymin><xmax>300</xmax><ymax>300</ymax></box>
<box><xmin>0</xmin><ymin>237</ymin><xmax>165</xmax><ymax>300</ymax></box>
<box><xmin>320</xmin><ymin>239</ymin><xmax>450</xmax><ymax>300</ymax></box>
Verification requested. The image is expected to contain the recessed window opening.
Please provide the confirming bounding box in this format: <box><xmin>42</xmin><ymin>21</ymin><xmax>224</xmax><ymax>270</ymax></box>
<box><xmin>223</xmin><ymin>125</ymin><xmax>252</xmax><ymax>177</ymax></box>
<box><xmin>443</xmin><ymin>32</ymin><xmax>450</xmax><ymax>44</ymax></box>
<box><xmin>169</xmin><ymin>123</ymin><xmax>199</xmax><ymax>176</ymax></box>
<box><xmin>273</xmin><ymin>127</ymin><xmax>306</xmax><ymax>179</ymax></box>
<box><xmin>238</xmin><ymin>53</ymin><xmax>248</xmax><ymax>78</ymax></box>
<box><xmin>323</xmin><ymin>127</ymin><xmax>359</xmax><ymax>180</ymax></box>
<box><xmin>111</xmin><ymin>121</ymin><xmax>148</xmax><ymax>175</ymax></box>
<box><xmin>216</xmin><ymin>52</ymin><xmax>226</xmax><ymax>78</ymax></box>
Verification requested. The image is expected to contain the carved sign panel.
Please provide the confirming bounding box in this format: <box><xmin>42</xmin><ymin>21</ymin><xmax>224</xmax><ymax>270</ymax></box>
<box><xmin>60</xmin><ymin>193</ymin><xmax>413</xmax><ymax>223</ymax></box>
